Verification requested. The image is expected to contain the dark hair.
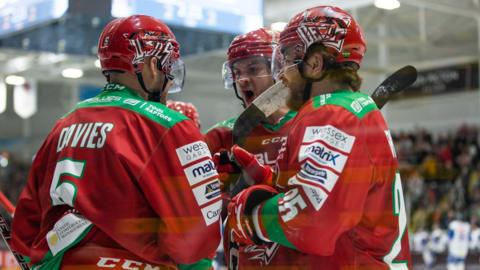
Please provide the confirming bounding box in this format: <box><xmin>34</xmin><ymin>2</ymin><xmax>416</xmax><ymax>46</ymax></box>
<box><xmin>305</xmin><ymin>43</ymin><xmax>362</xmax><ymax>91</ymax></box>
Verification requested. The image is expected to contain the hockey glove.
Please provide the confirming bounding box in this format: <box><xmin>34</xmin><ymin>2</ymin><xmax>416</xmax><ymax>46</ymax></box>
<box><xmin>231</xmin><ymin>145</ymin><xmax>274</xmax><ymax>186</ymax></box>
<box><xmin>212</xmin><ymin>150</ymin><xmax>241</xmax><ymax>190</ymax></box>
<box><xmin>227</xmin><ymin>184</ymin><xmax>278</xmax><ymax>245</ymax></box>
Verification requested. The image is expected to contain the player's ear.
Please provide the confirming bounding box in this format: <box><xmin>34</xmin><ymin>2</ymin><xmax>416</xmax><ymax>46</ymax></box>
<box><xmin>149</xmin><ymin>57</ymin><xmax>161</xmax><ymax>78</ymax></box>
<box><xmin>305</xmin><ymin>51</ymin><xmax>324</xmax><ymax>78</ymax></box>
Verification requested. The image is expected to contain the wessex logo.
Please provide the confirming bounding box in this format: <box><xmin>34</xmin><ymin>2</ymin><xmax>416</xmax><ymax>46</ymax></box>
<box><xmin>176</xmin><ymin>141</ymin><xmax>210</xmax><ymax>166</ymax></box>
<box><xmin>303</xmin><ymin>125</ymin><xmax>355</xmax><ymax>153</ymax></box>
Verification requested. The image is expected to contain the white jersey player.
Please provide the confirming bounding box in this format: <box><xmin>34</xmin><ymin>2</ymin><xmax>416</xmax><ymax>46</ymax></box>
<box><xmin>447</xmin><ymin>219</ymin><xmax>471</xmax><ymax>270</ymax></box>
<box><xmin>413</xmin><ymin>229</ymin><xmax>435</xmax><ymax>268</ymax></box>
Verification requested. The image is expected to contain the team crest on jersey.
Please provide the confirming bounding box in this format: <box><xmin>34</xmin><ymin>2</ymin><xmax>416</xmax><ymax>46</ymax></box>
<box><xmin>296</xmin><ymin>16</ymin><xmax>351</xmax><ymax>52</ymax></box>
<box><xmin>244</xmin><ymin>242</ymin><xmax>280</xmax><ymax>266</ymax></box>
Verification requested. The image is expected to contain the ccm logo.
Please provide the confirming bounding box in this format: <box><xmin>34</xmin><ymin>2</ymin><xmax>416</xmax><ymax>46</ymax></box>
<box><xmin>261</xmin><ymin>136</ymin><xmax>287</xmax><ymax>145</ymax></box>
<box><xmin>97</xmin><ymin>257</ymin><xmax>162</xmax><ymax>269</ymax></box>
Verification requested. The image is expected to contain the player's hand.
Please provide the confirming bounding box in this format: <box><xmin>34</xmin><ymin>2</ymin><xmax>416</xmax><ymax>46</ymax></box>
<box><xmin>231</xmin><ymin>145</ymin><xmax>274</xmax><ymax>186</ymax></box>
<box><xmin>227</xmin><ymin>184</ymin><xmax>278</xmax><ymax>245</ymax></box>
<box><xmin>212</xmin><ymin>150</ymin><xmax>241</xmax><ymax>190</ymax></box>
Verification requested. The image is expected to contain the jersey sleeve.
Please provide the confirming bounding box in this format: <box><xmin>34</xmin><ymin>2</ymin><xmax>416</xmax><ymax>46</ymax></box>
<box><xmin>138</xmin><ymin>119</ymin><xmax>222</xmax><ymax>264</ymax></box>
<box><xmin>11</xmin><ymin>131</ymin><xmax>54</xmax><ymax>258</ymax></box>
<box><xmin>204</xmin><ymin>126</ymin><xmax>233</xmax><ymax>155</ymax></box>
<box><xmin>204</xmin><ymin>118</ymin><xmax>235</xmax><ymax>154</ymax></box>
<box><xmin>254</xmin><ymin>105</ymin><xmax>394</xmax><ymax>256</ymax></box>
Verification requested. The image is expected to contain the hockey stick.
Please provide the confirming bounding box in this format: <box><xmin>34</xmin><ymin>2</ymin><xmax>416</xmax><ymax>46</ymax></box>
<box><xmin>0</xmin><ymin>192</ymin><xmax>31</xmax><ymax>270</ymax></box>
<box><xmin>229</xmin><ymin>65</ymin><xmax>418</xmax><ymax>195</ymax></box>
<box><xmin>0</xmin><ymin>191</ymin><xmax>15</xmax><ymax>216</ymax></box>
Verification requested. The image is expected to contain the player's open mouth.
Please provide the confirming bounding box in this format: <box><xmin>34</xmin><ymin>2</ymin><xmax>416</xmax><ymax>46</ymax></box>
<box><xmin>244</xmin><ymin>90</ymin><xmax>255</xmax><ymax>100</ymax></box>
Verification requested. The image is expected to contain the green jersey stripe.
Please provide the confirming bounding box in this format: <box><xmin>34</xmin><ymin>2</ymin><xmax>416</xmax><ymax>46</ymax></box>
<box><xmin>64</xmin><ymin>84</ymin><xmax>188</xmax><ymax>128</ymax></box>
<box><xmin>312</xmin><ymin>89</ymin><xmax>378</xmax><ymax>119</ymax></box>
<box><xmin>261</xmin><ymin>194</ymin><xmax>296</xmax><ymax>249</ymax></box>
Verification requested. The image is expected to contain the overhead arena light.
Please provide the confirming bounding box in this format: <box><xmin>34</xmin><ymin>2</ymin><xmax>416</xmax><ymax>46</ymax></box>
<box><xmin>270</xmin><ymin>22</ymin><xmax>287</xmax><ymax>32</ymax></box>
<box><xmin>5</xmin><ymin>75</ymin><xmax>26</xmax><ymax>85</ymax></box>
<box><xmin>374</xmin><ymin>0</ymin><xmax>400</xmax><ymax>10</ymax></box>
<box><xmin>62</xmin><ymin>68</ymin><xmax>84</xmax><ymax>79</ymax></box>
<box><xmin>0</xmin><ymin>79</ymin><xmax>6</xmax><ymax>114</ymax></box>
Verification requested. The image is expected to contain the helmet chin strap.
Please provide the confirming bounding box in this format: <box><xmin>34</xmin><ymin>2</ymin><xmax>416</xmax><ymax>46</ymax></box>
<box><xmin>297</xmin><ymin>55</ymin><xmax>335</xmax><ymax>102</ymax></box>
<box><xmin>232</xmin><ymin>83</ymin><xmax>247</xmax><ymax>108</ymax></box>
<box><xmin>136</xmin><ymin>72</ymin><xmax>170</xmax><ymax>102</ymax></box>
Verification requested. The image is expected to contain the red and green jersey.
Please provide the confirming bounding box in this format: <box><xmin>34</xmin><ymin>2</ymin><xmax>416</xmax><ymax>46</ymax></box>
<box><xmin>204</xmin><ymin>111</ymin><xmax>296</xmax><ymax>166</ymax></box>
<box><xmin>247</xmin><ymin>90</ymin><xmax>411</xmax><ymax>269</ymax></box>
<box><xmin>11</xmin><ymin>84</ymin><xmax>222</xmax><ymax>269</ymax></box>
<box><xmin>205</xmin><ymin>111</ymin><xmax>299</xmax><ymax>269</ymax></box>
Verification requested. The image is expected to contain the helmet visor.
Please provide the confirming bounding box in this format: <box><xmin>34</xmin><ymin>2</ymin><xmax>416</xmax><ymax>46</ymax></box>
<box><xmin>222</xmin><ymin>56</ymin><xmax>273</xmax><ymax>89</ymax></box>
<box><xmin>271</xmin><ymin>43</ymin><xmax>305</xmax><ymax>81</ymax></box>
<box><xmin>167</xmin><ymin>58</ymin><xmax>185</xmax><ymax>93</ymax></box>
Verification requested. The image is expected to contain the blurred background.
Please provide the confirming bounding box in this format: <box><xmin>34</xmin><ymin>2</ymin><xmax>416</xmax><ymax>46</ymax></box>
<box><xmin>0</xmin><ymin>0</ymin><xmax>479</xmax><ymax>269</ymax></box>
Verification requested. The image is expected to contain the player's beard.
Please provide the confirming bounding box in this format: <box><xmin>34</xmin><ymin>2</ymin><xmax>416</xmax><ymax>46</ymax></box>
<box><xmin>286</xmin><ymin>82</ymin><xmax>307</xmax><ymax>111</ymax></box>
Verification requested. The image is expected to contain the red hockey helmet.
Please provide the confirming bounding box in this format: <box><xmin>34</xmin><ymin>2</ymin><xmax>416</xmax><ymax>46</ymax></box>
<box><xmin>166</xmin><ymin>100</ymin><xmax>201</xmax><ymax>128</ymax></box>
<box><xmin>222</xmin><ymin>28</ymin><xmax>279</xmax><ymax>89</ymax></box>
<box><xmin>272</xmin><ymin>6</ymin><xmax>366</xmax><ymax>79</ymax></box>
<box><xmin>98</xmin><ymin>15</ymin><xmax>185</xmax><ymax>93</ymax></box>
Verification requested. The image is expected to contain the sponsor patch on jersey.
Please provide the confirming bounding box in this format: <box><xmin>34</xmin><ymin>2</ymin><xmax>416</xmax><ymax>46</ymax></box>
<box><xmin>350</xmin><ymin>96</ymin><xmax>375</xmax><ymax>113</ymax></box>
<box><xmin>46</xmin><ymin>213</ymin><xmax>92</xmax><ymax>256</ymax></box>
<box><xmin>123</xmin><ymin>98</ymin><xmax>141</xmax><ymax>106</ymax></box>
<box><xmin>184</xmin><ymin>159</ymin><xmax>218</xmax><ymax>186</ymax></box>
<box><xmin>297</xmin><ymin>162</ymin><xmax>339</xmax><ymax>192</ymax></box>
<box><xmin>298</xmin><ymin>162</ymin><xmax>327</xmax><ymax>183</ymax></box>
<box><xmin>201</xmin><ymin>200</ymin><xmax>222</xmax><ymax>226</ymax></box>
<box><xmin>302</xmin><ymin>185</ymin><xmax>328</xmax><ymax>211</ymax></box>
<box><xmin>299</xmin><ymin>142</ymin><xmax>348</xmax><ymax>173</ymax></box>
<box><xmin>176</xmin><ymin>141</ymin><xmax>210</xmax><ymax>166</ymax></box>
<box><xmin>302</xmin><ymin>125</ymin><xmax>355</xmax><ymax>153</ymax></box>
<box><xmin>192</xmin><ymin>179</ymin><xmax>221</xmax><ymax>206</ymax></box>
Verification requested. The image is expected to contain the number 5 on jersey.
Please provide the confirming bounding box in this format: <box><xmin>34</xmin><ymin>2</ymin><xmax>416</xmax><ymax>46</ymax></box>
<box><xmin>50</xmin><ymin>158</ymin><xmax>86</xmax><ymax>207</ymax></box>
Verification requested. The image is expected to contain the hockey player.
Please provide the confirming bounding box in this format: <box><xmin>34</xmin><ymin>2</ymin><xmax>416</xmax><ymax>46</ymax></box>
<box><xmin>11</xmin><ymin>15</ymin><xmax>221</xmax><ymax>269</ymax></box>
<box><xmin>413</xmin><ymin>228</ymin><xmax>435</xmax><ymax>268</ymax></box>
<box><xmin>205</xmin><ymin>28</ymin><xmax>298</xmax><ymax>268</ymax></box>
<box><xmin>205</xmin><ymin>28</ymin><xmax>295</xmax><ymax>156</ymax></box>
<box><xmin>225</xmin><ymin>6</ymin><xmax>412</xmax><ymax>269</ymax></box>
<box><xmin>447</xmin><ymin>212</ymin><xmax>471</xmax><ymax>270</ymax></box>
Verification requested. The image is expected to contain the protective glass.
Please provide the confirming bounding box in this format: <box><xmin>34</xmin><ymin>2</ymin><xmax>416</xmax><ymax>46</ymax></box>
<box><xmin>222</xmin><ymin>56</ymin><xmax>272</xmax><ymax>89</ymax></box>
<box><xmin>167</xmin><ymin>58</ymin><xmax>185</xmax><ymax>93</ymax></box>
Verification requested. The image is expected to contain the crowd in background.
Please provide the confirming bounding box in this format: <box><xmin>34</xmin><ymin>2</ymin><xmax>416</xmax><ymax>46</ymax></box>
<box><xmin>1</xmin><ymin>124</ymin><xmax>480</xmax><ymax>263</ymax></box>
<box><xmin>397</xmin><ymin>124</ymin><xmax>480</xmax><ymax>233</ymax></box>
